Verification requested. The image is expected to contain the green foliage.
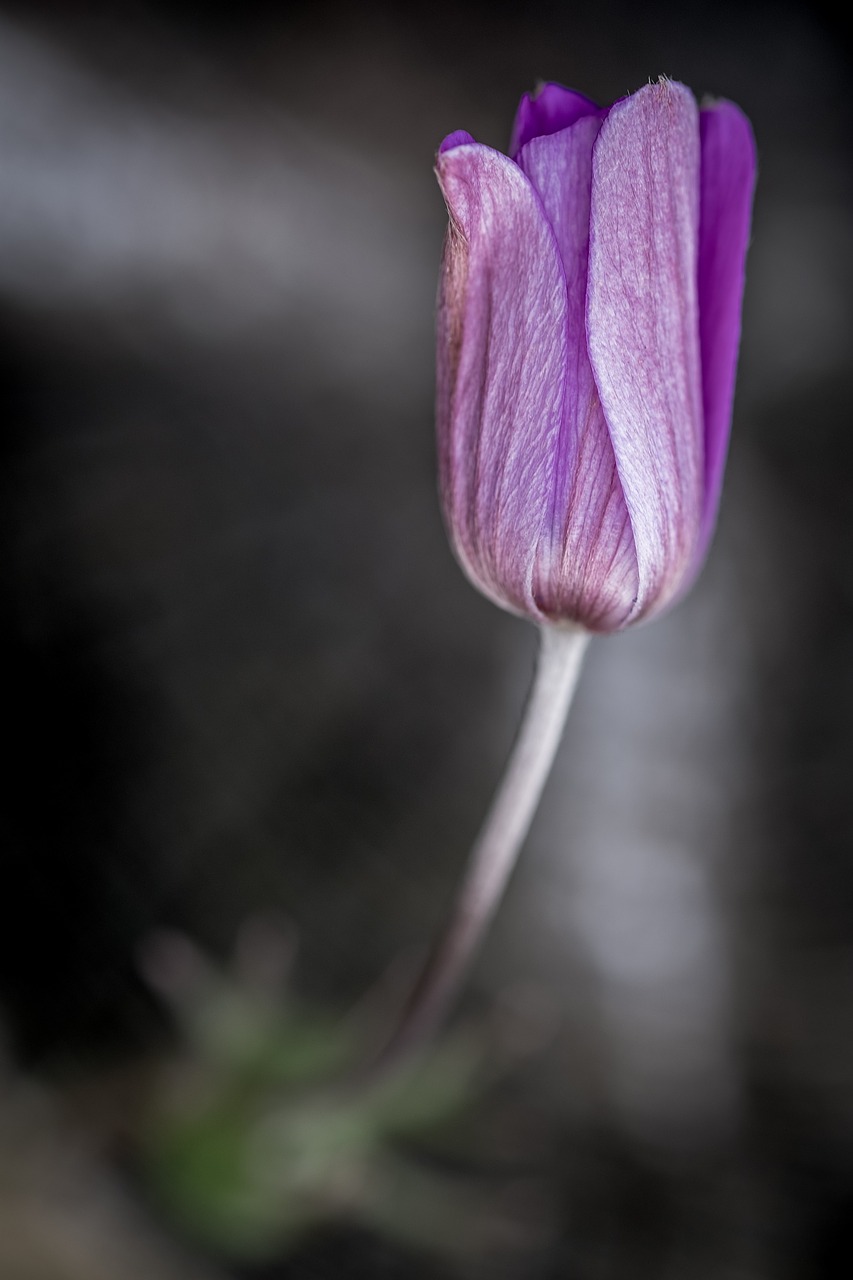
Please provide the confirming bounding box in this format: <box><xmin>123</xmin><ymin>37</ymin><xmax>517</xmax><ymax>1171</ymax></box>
<box><xmin>139</xmin><ymin>930</ymin><xmax>488</xmax><ymax>1263</ymax></box>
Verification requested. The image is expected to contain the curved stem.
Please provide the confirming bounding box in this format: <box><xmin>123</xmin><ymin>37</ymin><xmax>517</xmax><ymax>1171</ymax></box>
<box><xmin>373</xmin><ymin>624</ymin><xmax>589</xmax><ymax>1075</ymax></box>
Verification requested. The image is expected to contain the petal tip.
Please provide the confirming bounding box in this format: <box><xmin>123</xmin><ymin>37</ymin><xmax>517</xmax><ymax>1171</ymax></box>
<box><xmin>700</xmin><ymin>97</ymin><xmax>758</xmax><ymax>168</ymax></box>
<box><xmin>438</xmin><ymin>129</ymin><xmax>476</xmax><ymax>156</ymax></box>
<box><xmin>510</xmin><ymin>82</ymin><xmax>601</xmax><ymax>156</ymax></box>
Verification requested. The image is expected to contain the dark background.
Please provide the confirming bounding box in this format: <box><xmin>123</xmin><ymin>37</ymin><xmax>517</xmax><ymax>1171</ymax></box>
<box><xmin>2</xmin><ymin>2</ymin><xmax>852</xmax><ymax>1277</ymax></box>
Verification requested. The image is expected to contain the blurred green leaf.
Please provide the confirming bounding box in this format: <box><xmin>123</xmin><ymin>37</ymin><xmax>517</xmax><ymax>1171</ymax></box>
<box><xmin>140</xmin><ymin>933</ymin><xmax>492</xmax><ymax>1263</ymax></box>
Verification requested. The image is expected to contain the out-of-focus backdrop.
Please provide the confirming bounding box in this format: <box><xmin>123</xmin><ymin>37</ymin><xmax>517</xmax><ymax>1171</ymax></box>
<box><xmin>2</xmin><ymin>2</ymin><xmax>852</xmax><ymax>1277</ymax></box>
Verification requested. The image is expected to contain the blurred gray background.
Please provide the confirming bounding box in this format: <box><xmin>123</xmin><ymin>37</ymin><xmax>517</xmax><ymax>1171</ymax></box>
<box><xmin>2</xmin><ymin>2</ymin><xmax>852</xmax><ymax>1277</ymax></box>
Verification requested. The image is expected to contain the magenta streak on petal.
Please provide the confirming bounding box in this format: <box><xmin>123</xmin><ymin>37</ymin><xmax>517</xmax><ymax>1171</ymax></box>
<box><xmin>694</xmin><ymin>101</ymin><xmax>757</xmax><ymax>565</ymax></box>
<box><xmin>586</xmin><ymin>80</ymin><xmax>704</xmax><ymax>623</ymax></box>
<box><xmin>510</xmin><ymin>83</ymin><xmax>601</xmax><ymax>158</ymax></box>
<box><xmin>517</xmin><ymin>118</ymin><xmax>639</xmax><ymax>631</ymax></box>
<box><xmin>435</xmin><ymin>143</ymin><xmax>569</xmax><ymax>619</ymax></box>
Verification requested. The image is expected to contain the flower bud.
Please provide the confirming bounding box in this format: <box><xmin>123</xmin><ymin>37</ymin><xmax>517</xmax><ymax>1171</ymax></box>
<box><xmin>436</xmin><ymin>79</ymin><xmax>756</xmax><ymax>631</ymax></box>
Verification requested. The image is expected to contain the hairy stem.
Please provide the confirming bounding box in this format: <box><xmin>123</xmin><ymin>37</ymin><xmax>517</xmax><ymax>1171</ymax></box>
<box><xmin>373</xmin><ymin>624</ymin><xmax>589</xmax><ymax>1074</ymax></box>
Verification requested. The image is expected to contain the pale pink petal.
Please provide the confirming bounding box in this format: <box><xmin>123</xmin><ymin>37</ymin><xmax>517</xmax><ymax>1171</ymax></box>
<box><xmin>436</xmin><ymin>141</ymin><xmax>569</xmax><ymax>618</ymax></box>
<box><xmin>586</xmin><ymin>80</ymin><xmax>704</xmax><ymax>621</ymax></box>
<box><xmin>517</xmin><ymin>119</ymin><xmax>638</xmax><ymax>630</ymax></box>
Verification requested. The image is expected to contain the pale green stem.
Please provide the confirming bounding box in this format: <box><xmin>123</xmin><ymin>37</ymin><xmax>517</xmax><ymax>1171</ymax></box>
<box><xmin>373</xmin><ymin>623</ymin><xmax>590</xmax><ymax>1074</ymax></box>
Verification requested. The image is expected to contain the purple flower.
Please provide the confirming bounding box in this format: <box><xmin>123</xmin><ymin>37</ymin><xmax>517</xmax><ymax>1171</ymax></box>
<box><xmin>436</xmin><ymin>79</ymin><xmax>756</xmax><ymax>631</ymax></box>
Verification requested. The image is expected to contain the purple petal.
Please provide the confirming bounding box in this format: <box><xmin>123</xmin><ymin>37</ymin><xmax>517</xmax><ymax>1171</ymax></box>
<box><xmin>695</xmin><ymin>100</ymin><xmax>757</xmax><ymax>561</ymax></box>
<box><xmin>439</xmin><ymin>129</ymin><xmax>476</xmax><ymax>154</ymax></box>
<box><xmin>586</xmin><ymin>80</ymin><xmax>704</xmax><ymax>622</ymax></box>
<box><xmin>510</xmin><ymin>82</ymin><xmax>601</xmax><ymax>158</ymax></box>
<box><xmin>435</xmin><ymin>142</ymin><xmax>569</xmax><ymax>619</ymax></box>
<box><xmin>517</xmin><ymin>119</ymin><xmax>639</xmax><ymax>630</ymax></box>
